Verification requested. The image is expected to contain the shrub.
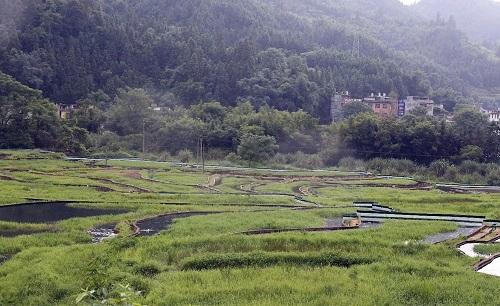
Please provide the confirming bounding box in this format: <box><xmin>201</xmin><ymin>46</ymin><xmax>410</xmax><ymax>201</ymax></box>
<box><xmin>225</xmin><ymin>152</ymin><xmax>243</xmax><ymax>165</ymax></box>
<box><xmin>25</xmin><ymin>151</ymin><xmax>65</xmax><ymax>160</ymax></box>
<box><xmin>158</xmin><ymin>151</ymin><xmax>173</xmax><ymax>162</ymax></box>
<box><xmin>443</xmin><ymin>165</ymin><xmax>458</xmax><ymax>182</ymax></box>
<box><xmin>319</xmin><ymin>134</ymin><xmax>349</xmax><ymax>166</ymax></box>
<box><xmin>204</xmin><ymin>148</ymin><xmax>231</xmax><ymax>161</ymax></box>
<box><xmin>458</xmin><ymin>160</ymin><xmax>486</xmax><ymax>176</ymax></box>
<box><xmin>486</xmin><ymin>167</ymin><xmax>500</xmax><ymax>186</ymax></box>
<box><xmin>180</xmin><ymin>251</ymin><xmax>374</xmax><ymax>270</ymax></box>
<box><xmin>82</xmin><ymin>253</ymin><xmax>112</xmax><ymax>290</ymax></box>
<box><xmin>366</xmin><ymin>158</ymin><xmax>388</xmax><ymax>174</ymax></box>
<box><xmin>237</xmin><ymin>134</ymin><xmax>278</xmax><ymax>165</ymax></box>
<box><xmin>291</xmin><ymin>152</ymin><xmax>324</xmax><ymax>169</ymax></box>
<box><xmin>428</xmin><ymin>160</ymin><xmax>451</xmax><ymax>177</ymax></box>
<box><xmin>392</xmin><ymin>241</ymin><xmax>428</xmax><ymax>256</ymax></box>
<box><xmin>2</xmin><ymin>150</ymin><xmax>65</xmax><ymax>160</ymax></box>
<box><xmin>459</xmin><ymin>173</ymin><xmax>487</xmax><ymax>185</ymax></box>
<box><xmin>366</xmin><ymin>158</ymin><xmax>416</xmax><ymax>175</ymax></box>
<box><xmin>338</xmin><ymin>157</ymin><xmax>366</xmax><ymax>171</ymax></box>
<box><xmin>459</xmin><ymin>145</ymin><xmax>483</xmax><ymax>162</ymax></box>
<box><xmin>90</xmin><ymin>151</ymin><xmax>134</xmax><ymax>159</ymax></box>
<box><xmin>176</xmin><ymin>149</ymin><xmax>194</xmax><ymax>163</ymax></box>
<box><xmin>270</xmin><ymin>153</ymin><xmax>293</xmax><ymax>165</ymax></box>
<box><xmin>133</xmin><ymin>262</ymin><xmax>161</xmax><ymax>277</ymax></box>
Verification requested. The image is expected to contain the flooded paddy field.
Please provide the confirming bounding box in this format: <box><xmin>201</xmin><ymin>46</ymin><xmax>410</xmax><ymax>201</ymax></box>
<box><xmin>0</xmin><ymin>202</ymin><xmax>128</xmax><ymax>223</ymax></box>
<box><xmin>0</xmin><ymin>151</ymin><xmax>499</xmax><ymax>305</ymax></box>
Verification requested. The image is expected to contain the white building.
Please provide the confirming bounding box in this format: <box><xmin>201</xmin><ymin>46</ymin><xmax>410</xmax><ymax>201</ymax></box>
<box><xmin>403</xmin><ymin>96</ymin><xmax>434</xmax><ymax>116</ymax></box>
<box><xmin>330</xmin><ymin>91</ymin><xmax>362</xmax><ymax>123</ymax></box>
<box><xmin>480</xmin><ymin>108</ymin><xmax>500</xmax><ymax>122</ymax></box>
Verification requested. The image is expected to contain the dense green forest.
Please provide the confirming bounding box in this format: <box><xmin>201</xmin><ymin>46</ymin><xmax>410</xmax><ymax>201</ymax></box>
<box><xmin>0</xmin><ymin>0</ymin><xmax>499</xmax><ymax>167</ymax></box>
<box><xmin>0</xmin><ymin>72</ymin><xmax>90</xmax><ymax>154</ymax></box>
<box><xmin>1</xmin><ymin>0</ymin><xmax>500</xmax><ymax>114</ymax></box>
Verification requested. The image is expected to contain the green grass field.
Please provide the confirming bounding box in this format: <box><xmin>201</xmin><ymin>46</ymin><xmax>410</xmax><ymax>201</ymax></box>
<box><xmin>0</xmin><ymin>151</ymin><xmax>499</xmax><ymax>305</ymax></box>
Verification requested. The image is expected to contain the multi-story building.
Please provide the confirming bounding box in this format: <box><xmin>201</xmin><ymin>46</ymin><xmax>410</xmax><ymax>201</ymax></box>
<box><xmin>489</xmin><ymin>111</ymin><xmax>500</xmax><ymax>122</ymax></box>
<box><xmin>330</xmin><ymin>92</ymin><xmax>439</xmax><ymax>122</ymax></box>
<box><xmin>402</xmin><ymin>96</ymin><xmax>434</xmax><ymax>117</ymax></box>
<box><xmin>330</xmin><ymin>91</ymin><xmax>361</xmax><ymax>123</ymax></box>
<box><xmin>362</xmin><ymin>93</ymin><xmax>398</xmax><ymax>118</ymax></box>
<box><xmin>480</xmin><ymin>108</ymin><xmax>500</xmax><ymax>122</ymax></box>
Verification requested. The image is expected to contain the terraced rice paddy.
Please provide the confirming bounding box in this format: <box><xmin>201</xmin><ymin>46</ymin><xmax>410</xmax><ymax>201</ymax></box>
<box><xmin>0</xmin><ymin>151</ymin><xmax>499</xmax><ymax>305</ymax></box>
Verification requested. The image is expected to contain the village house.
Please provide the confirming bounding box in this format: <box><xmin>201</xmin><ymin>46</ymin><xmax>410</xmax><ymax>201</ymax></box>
<box><xmin>330</xmin><ymin>91</ymin><xmax>362</xmax><ymax>123</ymax></box>
<box><xmin>489</xmin><ymin>110</ymin><xmax>500</xmax><ymax>122</ymax></box>
<box><xmin>362</xmin><ymin>93</ymin><xmax>398</xmax><ymax>118</ymax></box>
<box><xmin>330</xmin><ymin>92</ymin><xmax>441</xmax><ymax>123</ymax></box>
<box><xmin>402</xmin><ymin>96</ymin><xmax>434</xmax><ymax>117</ymax></box>
<box><xmin>480</xmin><ymin>108</ymin><xmax>500</xmax><ymax>122</ymax></box>
<box><xmin>57</xmin><ymin>104</ymin><xmax>78</xmax><ymax>119</ymax></box>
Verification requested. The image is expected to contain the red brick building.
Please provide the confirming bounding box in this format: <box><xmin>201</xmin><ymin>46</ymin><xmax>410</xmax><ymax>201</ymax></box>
<box><xmin>362</xmin><ymin>93</ymin><xmax>398</xmax><ymax>118</ymax></box>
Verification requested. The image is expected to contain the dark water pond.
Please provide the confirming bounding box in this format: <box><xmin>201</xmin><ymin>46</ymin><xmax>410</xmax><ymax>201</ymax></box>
<box><xmin>424</xmin><ymin>227</ymin><xmax>480</xmax><ymax>244</ymax></box>
<box><xmin>0</xmin><ymin>202</ymin><xmax>128</xmax><ymax>223</ymax></box>
<box><xmin>0</xmin><ymin>254</ymin><xmax>11</xmax><ymax>265</ymax></box>
<box><xmin>135</xmin><ymin>212</ymin><xmax>218</xmax><ymax>236</ymax></box>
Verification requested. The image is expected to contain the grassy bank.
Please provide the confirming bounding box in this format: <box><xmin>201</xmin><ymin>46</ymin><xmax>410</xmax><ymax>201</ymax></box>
<box><xmin>0</xmin><ymin>151</ymin><xmax>499</xmax><ymax>305</ymax></box>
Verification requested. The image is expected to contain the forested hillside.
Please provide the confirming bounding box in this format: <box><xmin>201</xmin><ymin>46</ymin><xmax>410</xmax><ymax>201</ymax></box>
<box><xmin>414</xmin><ymin>0</ymin><xmax>500</xmax><ymax>49</ymax></box>
<box><xmin>1</xmin><ymin>0</ymin><xmax>500</xmax><ymax>122</ymax></box>
<box><xmin>0</xmin><ymin>0</ymin><xmax>499</xmax><ymax>166</ymax></box>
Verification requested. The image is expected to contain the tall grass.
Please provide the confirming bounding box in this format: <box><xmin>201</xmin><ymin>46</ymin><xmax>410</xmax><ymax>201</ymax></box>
<box><xmin>0</xmin><ymin>152</ymin><xmax>499</xmax><ymax>305</ymax></box>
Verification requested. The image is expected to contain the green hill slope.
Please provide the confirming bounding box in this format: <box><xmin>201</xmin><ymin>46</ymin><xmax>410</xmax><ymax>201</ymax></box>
<box><xmin>0</xmin><ymin>0</ymin><xmax>499</xmax><ymax>120</ymax></box>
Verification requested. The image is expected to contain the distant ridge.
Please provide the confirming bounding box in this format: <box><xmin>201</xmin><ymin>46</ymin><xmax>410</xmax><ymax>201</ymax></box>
<box><xmin>413</xmin><ymin>0</ymin><xmax>500</xmax><ymax>46</ymax></box>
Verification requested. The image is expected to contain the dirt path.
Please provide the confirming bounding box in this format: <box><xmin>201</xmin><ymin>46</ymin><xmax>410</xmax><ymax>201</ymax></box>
<box><xmin>467</xmin><ymin>226</ymin><xmax>500</xmax><ymax>242</ymax></box>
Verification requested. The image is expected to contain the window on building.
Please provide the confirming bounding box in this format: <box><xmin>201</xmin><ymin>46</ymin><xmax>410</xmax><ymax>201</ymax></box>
<box><xmin>375</xmin><ymin>103</ymin><xmax>380</xmax><ymax>108</ymax></box>
<box><xmin>383</xmin><ymin>104</ymin><xmax>388</xmax><ymax>109</ymax></box>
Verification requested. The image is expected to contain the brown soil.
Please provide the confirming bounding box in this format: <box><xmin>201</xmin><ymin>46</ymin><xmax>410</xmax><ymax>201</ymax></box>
<box><xmin>464</xmin><ymin>226</ymin><xmax>500</xmax><ymax>243</ymax></box>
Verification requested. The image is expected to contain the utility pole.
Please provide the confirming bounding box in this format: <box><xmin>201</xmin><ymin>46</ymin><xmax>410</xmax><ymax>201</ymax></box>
<box><xmin>200</xmin><ymin>138</ymin><xmax>205</xmax><ymax>174</ymax></box>
<box><xmin>196</xmin><ymin>138</ymin><xmax>201</xmax><ymax>168</ymax></box>
<box><xmin>142</xmin><ymin>120</ymin><xmax>146</xmax><ymax>158</ymax></box>
<box><xmin>196</xmin><ymin>137</ymin><xmax>206</xmax><ymax>173</ymax></box>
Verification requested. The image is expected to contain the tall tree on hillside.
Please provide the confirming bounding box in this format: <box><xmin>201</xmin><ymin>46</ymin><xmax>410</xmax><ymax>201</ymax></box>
<box><xmin>237</xmin><ymin>133</ymin><xmax>278</xmax><ymax>165</ymax></box>
<box><xmin>106</xmin><ymin>88</ymin><xmax>153</xmax><ymax>136</ymax></box>
<box><xmin>453</xmin><ymin>111</ymin><xmax>489</xmax><ymax>149</ymax></box>
<box><xmin>0</xmin><ymin>72</ymin><xmax>57</xmax><ymax>148</ymax></box>
<box><xmin>0</xmin><ymin>72</ymin><xmax>89</xmax><ymax>152</ymax></box>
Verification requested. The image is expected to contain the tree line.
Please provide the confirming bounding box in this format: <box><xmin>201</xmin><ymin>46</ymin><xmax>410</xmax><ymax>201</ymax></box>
<box><xmin>1</xmin><ymin>75</ymin><xmax>499</xmax><ymax>168</ymax></box>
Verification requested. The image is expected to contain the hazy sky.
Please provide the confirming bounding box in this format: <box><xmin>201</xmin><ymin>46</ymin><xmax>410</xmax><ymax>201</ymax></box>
<box><xmin>399</xmin><ymin>0</ymin><xmax>500</xmax><ymax>5</ymax></box>
<box><xmin>399</xmin><ymin>0</ymin><xmax>418</xmax><ymax>4</ymax></box>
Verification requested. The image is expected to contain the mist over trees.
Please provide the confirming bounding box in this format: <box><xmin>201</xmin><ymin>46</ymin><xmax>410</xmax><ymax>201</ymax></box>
<box><xmin>413</xmin><ymin>0</ymin><xmax>500</xmax><ymax>47</ymax></box>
